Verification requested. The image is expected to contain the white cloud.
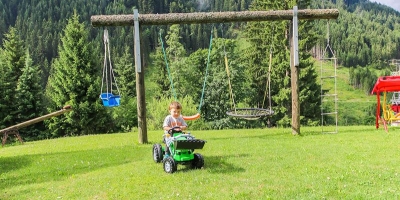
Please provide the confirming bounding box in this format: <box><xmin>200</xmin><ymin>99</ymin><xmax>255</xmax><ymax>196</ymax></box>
<box><xmin>371</xmin><ymin>0</ymin><xmax>400</xmax><ymax>12</ymax></box>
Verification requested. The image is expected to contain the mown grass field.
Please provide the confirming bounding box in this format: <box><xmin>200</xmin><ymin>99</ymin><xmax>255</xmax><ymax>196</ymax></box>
<box><xmin>2</xmin><ymin>126</ymin><xmax>400</xmax><ymax>199</ymax></box>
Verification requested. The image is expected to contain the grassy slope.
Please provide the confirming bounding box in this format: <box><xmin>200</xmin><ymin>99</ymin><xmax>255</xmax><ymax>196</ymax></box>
<box><xmin>318</xmin><ymin>60</ymin><xmax>377</xmax><ymax>125</ymax></box>
<box><xmin>1</xmin><ymin>126</ymin><xmax>400</xmax><ymax>199</ymax></box>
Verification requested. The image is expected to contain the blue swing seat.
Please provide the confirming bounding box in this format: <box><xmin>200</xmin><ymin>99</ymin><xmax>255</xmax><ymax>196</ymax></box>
<box><xmin>100</xmin><ymin>93</ymin><xmax>121</xmax><ymax>107</ymax></box>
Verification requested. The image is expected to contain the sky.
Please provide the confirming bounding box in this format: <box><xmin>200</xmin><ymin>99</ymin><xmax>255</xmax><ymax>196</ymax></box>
<box><xmin>371</xmin><ymin>0</ymin><xmax>400</xmax><ymax>12</ymax></box>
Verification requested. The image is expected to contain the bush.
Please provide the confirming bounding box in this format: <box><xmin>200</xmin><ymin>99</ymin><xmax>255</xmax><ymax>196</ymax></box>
<box><xmin>110</xmin><ymin>97</ymin><xmax>138</xmax><ymax>132</ymax></box>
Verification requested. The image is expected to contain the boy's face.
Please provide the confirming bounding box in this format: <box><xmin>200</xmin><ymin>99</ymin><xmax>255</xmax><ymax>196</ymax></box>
<box><xmin>169</xmin><ymin>108</ymin><xmax>181</xmax><ymax>118</ymax></box>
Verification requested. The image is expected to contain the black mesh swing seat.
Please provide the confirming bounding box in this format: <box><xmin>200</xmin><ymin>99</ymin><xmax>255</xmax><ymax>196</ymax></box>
<box><xmin>221</xmin><ymin>26</ymin><xmax>275</xmax><ymax>121</ymax></box>
<box><xmin>226</xmin><ymin>108</ymin><xmax>274</xmax><ymax>120</ymax></box>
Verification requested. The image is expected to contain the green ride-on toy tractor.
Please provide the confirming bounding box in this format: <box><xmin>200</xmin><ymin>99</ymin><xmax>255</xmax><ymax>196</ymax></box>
<box><xmin>152</xmin><ymin>126</ymin><xmax>206</xmax><ymax>173</ymax></box>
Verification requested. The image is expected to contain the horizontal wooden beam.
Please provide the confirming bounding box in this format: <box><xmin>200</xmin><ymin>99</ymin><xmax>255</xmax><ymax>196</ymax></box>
<box><xmin>91</xmin><ymin>9</ymin><xmax>339</xmax><ymax>27</ymax></box>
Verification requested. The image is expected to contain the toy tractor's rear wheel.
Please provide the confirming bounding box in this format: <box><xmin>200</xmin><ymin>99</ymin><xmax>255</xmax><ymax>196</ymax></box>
<box><xmin>153</xmin><ymin>143</ymin><xmax>163</xmax><ymax>163</ymax></box>
<box><xmin>163</xmin><ymin>157</ymin><xmax>177</xmax><ymax>173</ymax></box>
<box><xmin>191</xmin><ymin>153</ymin><xmax>204</xmax><ymax>169</ymax></box>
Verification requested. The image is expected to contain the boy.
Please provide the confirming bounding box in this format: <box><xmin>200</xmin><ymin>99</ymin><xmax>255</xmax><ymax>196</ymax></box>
<box><xmin>163</xmin><ymin>101</ymin><xmax>188</xmax><ymax>158</ymax></box>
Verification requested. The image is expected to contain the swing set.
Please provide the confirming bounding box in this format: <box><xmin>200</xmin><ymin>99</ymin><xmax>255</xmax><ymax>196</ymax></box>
<box><xmin>100</xmin><ymin>29</ymin><xmax>121</xmax><ymax>107</ymax></box>
<box><xmin>91</xmin><ymin>7</ymin><xmax>339</xmax><ymax>142</ymax></box>
<box><xmin>159</xmin><ymin>25</ymin><xmax>275</xmax><ymax>121</ymax></box>
<box><xmin>223</xmin><ymin>27</ymin><xmax>275</xmax><ymax>120</ymax></box>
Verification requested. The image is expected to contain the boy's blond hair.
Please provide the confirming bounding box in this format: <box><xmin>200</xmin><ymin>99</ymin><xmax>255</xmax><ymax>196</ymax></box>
<box><xmin>169</xmin><ymin>101</ymin><xmax>182</xmax><ymax>110</ymax></box>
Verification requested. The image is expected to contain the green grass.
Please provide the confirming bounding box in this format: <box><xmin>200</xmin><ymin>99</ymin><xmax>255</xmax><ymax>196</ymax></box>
<box><xmin>2</xmin><ymin>126</ymin><xmax>400</xmax><ymax>199</ymax></box>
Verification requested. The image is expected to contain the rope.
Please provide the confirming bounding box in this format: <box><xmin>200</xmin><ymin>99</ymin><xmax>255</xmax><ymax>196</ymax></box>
<box><xmin>106</xmin><ymin>31</ymin><xmax>120</xmax><ymax>96</ymax></box>
<box><xmin>159</xmin><ymin>27</ymin><xmax>213</xmax><ymax>114</ymax></box>
<box><xmin>224</xmin><ymin>51</ymin><xmax>236</xmax><ymax>112</ymax></box>
<box><xmin>221</xmin><ymin>27</ymin><xmax>236</xmax><ymax>113</ymax></box>
<box><xmin>262</xmin><ymin>46</ymin><xmax>272</xmax><ymax>108</ymax></box>
<box><xmin>198</xmin><ymin>27</ymin><xmax>213</xmax><ymax>113</ymax></box>
<box><xmin>262</xmin><ymin>26</ymin><xmax>274</xmax><ymax>111</ymax></box>
<box><xmin>322</xmin><ymin>20</ymin><xmax>336</xmax><ymax>58</ymax></box>
<box><xmin>159</xmin><ymin>31</ymin><xmax>177</xmax><ymax>100</ymax></box>
<box><xmin>101</xmin><ymin>29</ymin><xmax>120</xmax><ymax>96</ymax></box>
<box><xmin>101</xmin><ymin>29</ymin><xmax>108</xmax><ymax>95</ymax></box>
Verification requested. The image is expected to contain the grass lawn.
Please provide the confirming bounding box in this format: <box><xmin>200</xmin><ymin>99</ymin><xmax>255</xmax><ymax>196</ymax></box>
<box><xmin>1</xmin><ymin>126</ymin><xmax>400</xmax><ymax>199</ymax></box>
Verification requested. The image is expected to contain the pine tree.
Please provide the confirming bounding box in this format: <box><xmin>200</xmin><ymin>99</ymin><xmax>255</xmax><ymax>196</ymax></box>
<box><xmin>165</xmin><ymin>24</ymin><xmax>187</xmax><ymax>99</ymax></box>
<box><xmin>114</xmin><ymin>46</ymin><xmax>136</xmax><ymax>97</ymax></box>
<box><xmin>15</xmin><ymin>50</ymin><xmax>45</xmax><ymax>139</ymax></box>
<box><xmin>110</xmin><ymin>45</ymin><xmax>138</xmax><ymax>132</ymax></box>
<box><xmin>150</xmin><ymin>40</ymin><xmax>171</xmax><ymax>99</ymax></box>
<box><xmin>45</xmin><ymin>12</ymin><xmax>109</xmax><ymax>137</ymax></box>
<box><xmin>0</xmin><ymin>46</ymin><xmax>10</xmax><ymax>130</ymax></box>
<box><xmin>0</xmin><ymin>27</ymin><xmax>26</xmax><ymax>128</ymax></box>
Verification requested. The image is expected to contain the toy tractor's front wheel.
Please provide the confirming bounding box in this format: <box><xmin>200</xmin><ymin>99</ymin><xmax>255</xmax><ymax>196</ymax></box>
<box><xmin>153</xmin><ymin>144</ymin><xmax>163</xmax><ymax>163</ymax></box>
<box><xmin>163</xmin><ymin>157</ymin><xmax>177</xmax><ymax>173</ymax></box>
<box><xmin>191</xmin><ymin>153</ymin><xmax>204</xmax><ymax>169</ymax></box>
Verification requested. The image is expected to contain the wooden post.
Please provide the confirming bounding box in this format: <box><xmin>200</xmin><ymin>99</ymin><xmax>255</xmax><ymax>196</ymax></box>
<box><xmin>291</xmin><ymin>6</ymin><xmax>300</xmax><ymax>135</ymax></box>
<box><xmin>134</xmin><ymin>9</ymin><xmax>148</xmax><ymax>144</ymax></box>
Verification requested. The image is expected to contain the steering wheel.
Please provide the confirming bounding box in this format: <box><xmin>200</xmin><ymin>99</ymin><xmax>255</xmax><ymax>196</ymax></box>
<box><xmin>168</xmin><ymin>126</ymin><xmax>181</xmax><ymax>134</ymax></box>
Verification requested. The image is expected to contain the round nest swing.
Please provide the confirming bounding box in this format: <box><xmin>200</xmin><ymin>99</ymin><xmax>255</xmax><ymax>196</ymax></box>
<box><xmin>226</xmin><ymin>108</ymin><xmax>274</xmax><ymax>120</ymax></box>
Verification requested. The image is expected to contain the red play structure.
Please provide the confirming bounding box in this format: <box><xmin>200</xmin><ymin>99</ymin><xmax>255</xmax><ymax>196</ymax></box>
<box><xmin>371</xmin><ymin>76</ymin><xmax>400</xmax><ymax>131</ymax></box>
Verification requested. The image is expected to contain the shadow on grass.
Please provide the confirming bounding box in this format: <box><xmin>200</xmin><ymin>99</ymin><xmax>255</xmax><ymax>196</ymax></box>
<box><xmin>208</xmin><ymin>132</ymin><xmax>289</xmax><ymax>141</ymax></box>
<box><xmin>301</xmin><ymin>126</ymin><xmax>379</xmax><ymax>136</ymax></box>
<box><xmin>0</xmin><ymin>155</ymin><xmax>32</xmax><ymax>174</ymax></box>
<box><xmin>202</xmin><ymin>154</ymin><xmax>248</xmax><ymax>174</ymax></box>
<box><xmin>0</xmin><ymin>145</ymin><xmax>137</xmax><ymax>190</ymax></box>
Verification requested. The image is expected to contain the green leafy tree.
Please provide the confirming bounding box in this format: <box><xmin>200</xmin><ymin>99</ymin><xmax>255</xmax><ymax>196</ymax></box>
<box><xmin>45</xmin><ymin>12</ymin><xmax>109</xmax><ymax>137</ymax></box>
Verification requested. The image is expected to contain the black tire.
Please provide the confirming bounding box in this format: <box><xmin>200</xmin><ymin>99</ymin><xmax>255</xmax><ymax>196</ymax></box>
<box><xmin>153</xmin><ymin>143</ymin><xmax>163</xmax><ymax>163</ymax></box>
<box><xmin>191</xmin><ymin>153</ymin><xmax>204</xmax><ymax>169</ymax></box>
<box><xmin>163</xmin><ymin>157</ymin><xmax>177</xmax><ymax>173</ymax></box>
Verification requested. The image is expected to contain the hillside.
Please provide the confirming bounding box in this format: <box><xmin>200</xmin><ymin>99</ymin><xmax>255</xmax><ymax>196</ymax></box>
<box><xmin>319</xmin><ymin>62</ymin><xmax>377</xmax><ymax>125</ymax></box>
